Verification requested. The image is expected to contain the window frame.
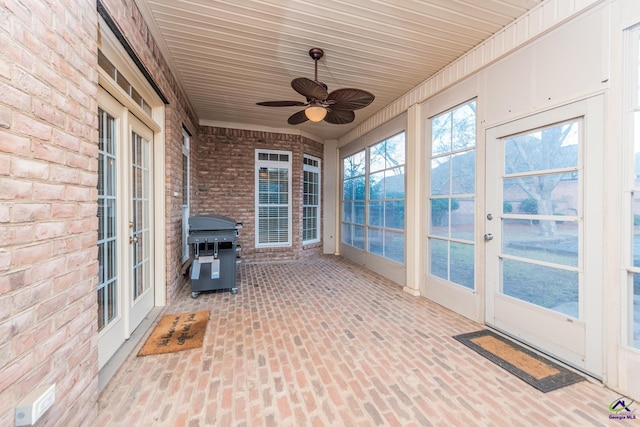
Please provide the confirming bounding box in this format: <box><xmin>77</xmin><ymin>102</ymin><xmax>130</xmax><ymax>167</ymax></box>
<box><xmin>303</xmin><ymin>154</ymin><xmax>321</xmax><ymax>245</ymax></box>
<box><xmin>340</xmin><ymin>132</ymin><xmax>407</xmax><ymax>264</ymax></box>
<box><xmin>255</xmin><ymin>149</ymin><xmax>293</xmax><ymax>248</ymax></box>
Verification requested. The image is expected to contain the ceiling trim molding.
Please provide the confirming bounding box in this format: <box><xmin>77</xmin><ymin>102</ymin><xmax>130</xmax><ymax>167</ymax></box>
<box><xmin>199</xmin><ymin>120</ymin><xmax>324</xmax><ymax>143</ymax></box>
<box><xmin>338</xmin><ymin>0</ymin><xmax>603</xmax><ymax>146</ymax></box>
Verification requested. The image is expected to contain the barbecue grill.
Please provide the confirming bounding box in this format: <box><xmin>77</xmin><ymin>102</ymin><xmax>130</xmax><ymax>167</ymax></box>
<box><xmin>187</xmin><ymin>214</ymin><xmax>242</xmax><ymax>298</ymax></box>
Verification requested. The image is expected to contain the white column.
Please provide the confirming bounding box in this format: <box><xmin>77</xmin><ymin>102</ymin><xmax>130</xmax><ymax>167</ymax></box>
<box><xmin>323</xmin><ymin>139</ymin><xmax>339</xmax><ymax>254</ymax></box>
<box><xmin>404</xmin><ymin>104</ymin><xmax>423</xmax><ymax>296</ymax></box>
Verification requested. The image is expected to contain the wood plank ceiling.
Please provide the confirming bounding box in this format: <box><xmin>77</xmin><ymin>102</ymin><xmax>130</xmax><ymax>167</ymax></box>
<box><xmin>135</xmin><ymin>0</ymin><xmax>543</xmax><ymax>140</ymax></box>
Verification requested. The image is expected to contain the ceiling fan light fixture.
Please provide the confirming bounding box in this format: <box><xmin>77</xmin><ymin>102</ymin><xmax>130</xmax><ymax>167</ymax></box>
<box><xmin>304</xmin><ymin>106</ymin><xmax>327</xmax><ymax>122</ymax></box>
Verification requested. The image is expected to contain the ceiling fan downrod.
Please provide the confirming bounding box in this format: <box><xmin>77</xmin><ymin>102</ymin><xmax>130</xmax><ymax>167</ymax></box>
<box><xmin>309</xmin><ymin>48</ymin><xmax>324</xmax><ymax>82</ymax></box>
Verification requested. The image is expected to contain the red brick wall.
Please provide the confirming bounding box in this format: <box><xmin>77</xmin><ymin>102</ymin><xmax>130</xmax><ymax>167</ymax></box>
<box><xmin>0</xmin><ymin>0</ymin><xmax>202</xmax><ymax>424</ymax></box>
<box><xmin>0</xmin><ymin>0</ymin><xmax>100</xmax><ymax>425</ymax></box>
<box><xmin>197</xmin><ymin>126</ymin><xmax>324</xmax><ymax>262</ymax></box>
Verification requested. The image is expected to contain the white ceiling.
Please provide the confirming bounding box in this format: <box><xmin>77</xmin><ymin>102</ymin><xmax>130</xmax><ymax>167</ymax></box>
<box><xmin>135</xmin><ymin>0</ymin><xmax>544</xmax><ymax>140</ymax></box>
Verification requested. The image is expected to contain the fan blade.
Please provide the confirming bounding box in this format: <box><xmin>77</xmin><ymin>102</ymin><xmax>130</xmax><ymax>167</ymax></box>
<box><xmin>324</xmin><ymin>109</ymin><xmax>355</xmax><ymax>125</ymax></box>
<box><xmin>256</xmin><ymin>100</ymin><xmax>306</xmax><ymax>107</ymax></box>
<box><xmin>291</xmin><ymin>77</ymin><xmax>328</xmax><ymax>101</ymax></box>
<box><xmin>327</xmin><ymin>88</ymin><xmax>375</xmax><ymax>110</ymax></box>
<box><xmin>287</xmin><ymin>110</ymin><xmax>309</xmax><ymax>125</ymax></box>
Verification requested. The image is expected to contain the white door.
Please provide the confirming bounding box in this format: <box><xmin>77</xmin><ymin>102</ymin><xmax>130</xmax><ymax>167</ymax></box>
<box><xmin>127</xmin><ymin>114</ymin><xmax>155</xmax><ymax>332</ymax></box>
<box><xmin>425</xmin><ymin>99</ymin><xmax>479</xmax><ymax>320</ymax></box>
<box><xmin>485</xmin><ymin>97</ymin><xmax>603</xmax><ymax>376</ymax></box>
<box><xmin>98</xmin><ymin>89</ymin><xmax>155</xmax><ymax>369</ymax></box>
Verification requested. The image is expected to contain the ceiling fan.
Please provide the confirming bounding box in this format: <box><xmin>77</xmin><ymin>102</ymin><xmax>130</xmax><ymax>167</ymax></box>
<box><xmin>256</xmin><ymin>48</ymin><xmax>375</xmax><ymax>125</ymax></box>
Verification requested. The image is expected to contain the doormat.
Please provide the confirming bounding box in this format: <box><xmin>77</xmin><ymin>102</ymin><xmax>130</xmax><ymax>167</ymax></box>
<box><xmin>453</xmin><ymin>330</ymin><xmax>584</xmax><ymax>392</ymax></box>
<box><xmin>138</xmin><ymin>311</ymin><xmax>209</xmax><ymax>356</ymax></box>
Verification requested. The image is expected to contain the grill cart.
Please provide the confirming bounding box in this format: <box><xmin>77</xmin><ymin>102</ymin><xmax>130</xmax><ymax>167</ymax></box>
<box><xmin>187</xmin><ymin>214</ymin><xmax>242</xmax><ymax>298</ymax></box>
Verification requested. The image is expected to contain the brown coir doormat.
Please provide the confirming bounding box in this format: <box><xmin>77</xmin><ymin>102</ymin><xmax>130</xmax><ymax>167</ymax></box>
<box><xmin>138</xmin><ymin>311</ymin><xmax>209</xmax><ymax>356</ymax></box>
<box><xmin>453</xmin><ymin>330</ymin><xmax>584</xmax><ymax>392</ymax></box>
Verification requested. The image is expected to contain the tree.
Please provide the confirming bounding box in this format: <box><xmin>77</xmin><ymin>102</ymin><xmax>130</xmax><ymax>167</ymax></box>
<box><xmin>504</xmin><ymin>123</ymin><xmax>577</xmax><ymax>237</ymax></box>
<box><xmin>431</xmin><ymin>198</ymin><xmax>459</xmax><ymax>226</ymax></box>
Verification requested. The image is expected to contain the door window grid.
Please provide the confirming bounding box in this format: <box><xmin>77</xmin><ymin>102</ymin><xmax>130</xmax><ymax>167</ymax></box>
<box><xmin>98</xmin><ymin>109</ymin><xmax>118</xmax><ymax>331</ymax></box>
<box><xmin>627</xmin><ymin>25</ymin><xmax>640</xmax><ymax>349</ymax></box>
<box><xmin>500</xmin><ymin>118</ymin><xmax>582</xmax><ymax>319</ymax></box>
<box><xmin>428</xmin><ymin>100</ymin><xmax>476</xmax><ymax>289</ymax></box>
<box><xmin>341</xmin><ymin>133</ymin><xmax>406</xmax><ymax>263</ymax></box>
<box><xmin>131</xmin><ymin>132</ymin><xmax>151</xmax><ymax>300</ymax></box>
<box><xmin>303</xmin><ymin>155</ymin><xmax>321</xmax><ymax>244</ymax></box>
<box><xmin>256</xmin><ymin>150</ymin><xmax>292</xmax><ymax>247</ymax></box>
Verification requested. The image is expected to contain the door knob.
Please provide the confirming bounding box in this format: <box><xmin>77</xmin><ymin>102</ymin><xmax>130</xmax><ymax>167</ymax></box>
<box><xmin>129</xmin><ymin>236</ymin><xmax>139</xmax><ymax>244</ymax></box>
<box><xmin>484</xmin><ymin>233</ymin><xmax>493</xmax><ymax>241</ymax></box>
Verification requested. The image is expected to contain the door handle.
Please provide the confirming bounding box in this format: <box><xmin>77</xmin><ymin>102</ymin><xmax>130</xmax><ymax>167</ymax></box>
<box><xmin>129</xmin><ymin>236</ymin><xmax>139</xmax><ymax>244</ymax></box>
<box><xmin>484</xmin><ymin>233</ymin><xmax>493</xmax><ymax>241</ymax></box>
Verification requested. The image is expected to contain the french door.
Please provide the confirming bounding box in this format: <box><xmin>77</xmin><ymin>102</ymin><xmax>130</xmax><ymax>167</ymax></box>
<box><xmin>485</xmin><ymin>97</ymin><xmax>603</xmax><ymax>376</ymax></box>
<box><xmin>98</xmin><ymin>89</ymin><xmax>155</xmax><ymax>369</ymax></box>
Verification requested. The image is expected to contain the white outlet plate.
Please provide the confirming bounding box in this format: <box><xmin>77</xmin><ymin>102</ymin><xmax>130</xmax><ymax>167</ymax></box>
<box><xmin>15</xmin><ymin>384</ymin><xmax>56</xmax><ymax>426</ymax></box>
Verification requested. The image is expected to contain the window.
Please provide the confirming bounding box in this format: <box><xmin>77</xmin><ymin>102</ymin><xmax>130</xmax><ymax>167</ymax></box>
<box><xmin>98</xmin><ymin>50</ymin><xmax>152</xmax><ymax>116</ymax></box>
<box><xmin>341</xmin><ymin>132</ymin><xmax>406</xmax><ymax>262</ymax></box>
<box><xmin>626</xmin><ymin>25</ymin><xmax>640</xmax><ymax>349</ymax></box>
<box><xmin>181</xmin><ymin>128</ymin><xmax>190</xmax><ymax>262</ymax></box>
<box><xmin>303</xmin><ymin>155</ymin><xmax>321</xmax><ymax>244</ymax></box>
<box><xmin>256</xmin><ymin>150</ymin><xmax>292</xmax><ymax>247</ymax></box>
<box><xmin>428</xmin><ymin>100</ymin><xmax>476</xmax><ymax>289</ymax></box>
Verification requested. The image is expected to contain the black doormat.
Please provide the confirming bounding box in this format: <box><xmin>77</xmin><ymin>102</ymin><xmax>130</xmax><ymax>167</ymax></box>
<box><xmin>453</xmin><ymin>330</ymin><xmax>585</xmax><ymax>393</ymax></box>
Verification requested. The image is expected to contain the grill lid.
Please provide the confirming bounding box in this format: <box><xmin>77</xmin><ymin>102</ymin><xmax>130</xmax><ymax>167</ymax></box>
<box><xmin>189</xmin><ymin>214</ymin><xmax>240</xmax><ymax>231</ymax></box>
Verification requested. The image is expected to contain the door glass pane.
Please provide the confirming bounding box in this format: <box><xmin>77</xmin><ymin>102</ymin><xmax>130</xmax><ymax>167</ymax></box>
<box><xmin>450</xmin><ymin>241</ymin><xmax>474</xmax><ymax>289</ymax></box>
<box><xmin>450</xmin><ymin>197</ymin><xmax>474</xmax><ymax>241</ymax></box>
<box><xmin>451</xmin><ymin>151</ymin><xmax>475</xmax><ymax>194</ymax></box>
<box><xmin>502</xmin><ymin>258</ymin><xmax>579</xmax><ymax>318</ymax></box>
<box><xmin>431</xmin><ymin>157</ymin><xmax>449</xmax><ymax>196</ymax></box>
<box><xmin>429</xmin><ymin>238</ymin><xmax>448</xmax><ymax>280</ymax></box>
<box><xmin>97</xmin><ymin>109</ymin><xmax>117</xmax><ymax>332</ymax></box>
<box><xmin>502</xmin><ymin>219</ymin><xmax>578</xmax><ymax>267</ymax></box>
<box><xmin>131</xmin><ymin>132</ymin><xmax>151</xmax><ymax>300</ymax></box>
<box><xmin>504</xmin><ymin>121</ymin><xmax>578</xmax><ymax>174</ymax></box>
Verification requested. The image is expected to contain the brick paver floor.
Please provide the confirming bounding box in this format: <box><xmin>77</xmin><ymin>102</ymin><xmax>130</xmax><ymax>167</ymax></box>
<box><xmin>97</xmin><ymin>255</ymin><xmax>625</xmax><ymax>426</ymax></box>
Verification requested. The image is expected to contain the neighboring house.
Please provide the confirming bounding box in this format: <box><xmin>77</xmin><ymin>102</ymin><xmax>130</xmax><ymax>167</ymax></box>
<box><xmin>2</xmin><ymin>0</ymin><xmax>640</xmax><ymax>425</ymax></box>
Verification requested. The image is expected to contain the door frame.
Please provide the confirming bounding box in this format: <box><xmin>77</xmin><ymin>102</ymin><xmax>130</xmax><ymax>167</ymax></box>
<box><xmin>484</xmin><ymin>95</ymin><xmax>604</xmax><ymax>377</ymax></box>
<box><xmin>97</xmin><ymin>16</ymin><xmax>167</xmax><ymax>370</ymax></box>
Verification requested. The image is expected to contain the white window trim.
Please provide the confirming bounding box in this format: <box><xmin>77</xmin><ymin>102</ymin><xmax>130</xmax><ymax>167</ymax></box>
<box><xmin>255</xmin><ymin>149</ymin><xmax>293</xmax><ymax>248</ymax></box>
<box><xmin>303</xmin><ymin>155</ymin><xmax>321</xmax><ymax>245</ymax></box>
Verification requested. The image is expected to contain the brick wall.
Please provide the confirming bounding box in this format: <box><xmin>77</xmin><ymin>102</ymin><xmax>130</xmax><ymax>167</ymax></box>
<box><xmin>197</xmin><ymin>126</ymin><xmax>324</xmax><ymax>262</ymax></box>
<box><xmin>0</xmin><ymin>0</ymin><xmax>100</xmax><ymax>425</ymax></box>
<box><xmin>0</xmin><ymin>0</ymin><xmax>202</xmax><ymax>424</ymax></box>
